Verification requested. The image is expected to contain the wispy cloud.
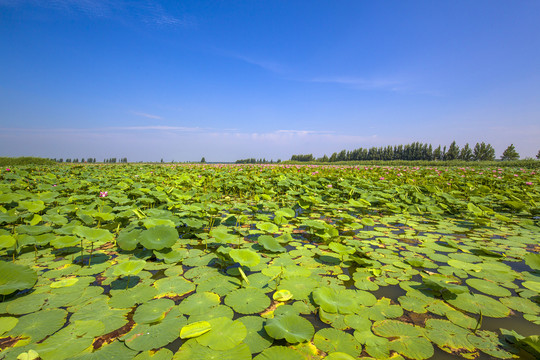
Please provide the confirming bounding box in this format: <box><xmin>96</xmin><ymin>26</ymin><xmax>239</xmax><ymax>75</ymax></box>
<box><xmin>130</xmin><ymin>111</ymin><xmax>162</xmax><ymax>120</ymax></box>
<box><xmin>309</xmin><ymin>76</ymin><xmax>404</xmax><ymax>91</ymax></box>
<box><xmin>1</xmin><ymin>0</ymin><xmax>193</xmax><ymax>28</ymax></box>
<box><xmin>233</xmin><ymin>55</ymin><xmax>286</xmax><ymax>74</ymax></box>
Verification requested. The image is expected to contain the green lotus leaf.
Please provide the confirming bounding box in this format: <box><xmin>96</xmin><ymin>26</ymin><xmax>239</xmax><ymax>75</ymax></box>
<box><xmin>50</xmin><ymin>235</ymin><xmax>80</xmax><ymax>248</ymax></box>
<box><xmin>178</xmin><ymin>291</ymin><xmax>220</xmax><ymax>315</ymax></box>
<box><xmin>522</xmin><ymin>281</ymin><xmax>540</xmax><ymax>292</ymax></box>
<box><xmin>313</xmin><ymin>328</ymin><xmax>363</xmax><ymax>357</ymax></box>
<box><xmin>467</xmin><ymin>330</ymin><xmax>514</xmax><ymax>359</ymax></box>
<box><xmin>196</xmin><ymin>317</ymin><xmax>247</xmax><ymax>350</ymax></box>
<box><xmin>133</xmin><ymin>348</ymin><xmax>173</xmax><ymax>360</ymax></box>
<box><xmin>253</xmin><ymin>346</ymin><xmax>303</xmax><ymax>360</ymax></box>
<box><xmin>0</xmin><ymin>262</ymin><xmax>38</xmax><ymax>295</ymax></box>
<box><xmin>363</xmin><ymin>298</ymin><xmax>403</xmax><ymax>321</ymax></box>
<box><xmin>109</xmin><ymin>285</ymin><xmax>159</xmax><ymax>308</ymax></box>
<box><xmin>343</xmin><ymin>315</ymin><xmax>372</xmax><ymax>331</ymax></box>
<box><xmin>197</xmin><ymin>273</ymin><xmax>241</xmax><ymax>296</ymax></box>
<box><xmin>465</xmin><ymin>278</ymin><xmax>511</xmax><ymax>297</ymax></box>
<box><xmin>71</xmin><ymin>339</ymin><xmax>138</xmax><ymax>359</ymax></box>
<box><xmin>19</xmin><ymin>200</ymin><xmax>45</xmax><ymax>213</ymax></box>
<box><xmin>154</xmin><ymin>276</ymin><xmax>195</xmax><ymax>297</ymax></box>
<box><xmin>360</xmin><ymin>217</ymin><xmax>375</xmax><ymax>227</ymax></box>
<box><xmin>154</xmin><ymin>249</ymin><xmax>185</xmax><ymax>263</ymax></box>
<box><xmin>372</xmin><ymin>320</ymin><xmax>434</xmax><ymax>360</ymax></box>
<box><xmin>256</xmin><ymin>222</ymin><xmax>279</xmax><ymax>233</ymax></box>
<box><xmin>144</xmin><ymin>218</ymin><xmax>176</xmax><ymax>229</ymax></box>
<box><xmin>0</xmin><ymin>316</ymin><xmax>18</xmax><ymax>335</ymax></box>
<box><xmin>445</xmin><ymin>292</ymin><xmax>510</xmax><ymax>318</ymax></box>
<box><xmin>0</xmin><ymin>234</ymin><xmax>15</xmax><ymax>248</ymax></box>
<box><xmin>445</xmin><ymin>310</ymin><xmax>477</xmax><ymax>329</ymax></box>
<box><xmin>425</xmin><ymin>319</ymin><xmax>476</xmax><ymax>354</ymax></box>
<box><xmin>180</xmin><ymin>321</ymin><xmax>212</xmax><ymax>339</ymax></box>
<box><xmin>10</xmin><ymin>308</ymin><xmax>68</xmax><ymax>342</ymax></box>
<box><xmin>353</xmin><ymin>328</ymin><xmax>391</xmax><ymax>359</ymax></box>
<box><xmin>133</xmin><ymin>298</ymin><xmax>175</xmax><ymax>324</ymax></box>
<box><xmin>15</xmin><ymin>349</ymin><xmax>40</xmax><ymax>360</ymax></box>
<box><xmin>225</xmin><ymin>287</ymin><xmax>271</xmax><ymax>314</ymax></box>
<box><xmin>348</xmin><ymin>198</ymin><xmax>371</xmax><ymax>208</ymax></box>
<box><xmin>139</xmin><ymin>225</ymin><xmax>178</xmax><ymax>250</ymax></box>
<box><xmin>209</xmin><ymin>227</ymin><xmax>239</xmax><ymax>243</ymax></box>
<box><xmin>73</xmin><ymin>225</ymin><xmax>114</xmax><ymax>242</ymax></box>
<box><xmin>273</xmin><ymin>289</ymin><xmax>293</xmax><ymax>301</ymax></box>
<box><xmin>6</xmin><ymin>292</ymin><xmax>48</xmax><ymax>315</ymax></box>
<box><xmin>113</xmin><ymin>259</ymin><xmax>146</xmax><ymax>277</ymax></box>
<box><xmin>230</xmin><ymin>248</ymin><xmax>260</xmax><ymax>267</ymax></box>
<box><xmin>258</xmin><ymin>235</ymin><xmax>286</xmax><ymax>252</ymax></box>
<box><xmin>278</xmin><ymin>276</ymin><xmax>319</xmax><ymax>300</ymax></box>
<box><xmin>117</xmin><ymin>229</ymin><xmax>141</xmax><ymax>251</ymax></box>
<box><xmin>500</xmin><ymin>296</ymin><xmax>540</xmax><ymax>315</ymax></box>
<box><xmin>15</xmin><ymin>225</ymin><xmax>52</xmax><ymax>236</ymax></box>
<box><xmin>238</xmin><ymin>316</ymin><xmax>274</xmax><ymax>354</ymax></box>
<box><xmin>174</xmin><ymin>339</ymin><xmax>252</xmax><ymax>360</ymax></box>
<box><xmin>422</xmin><ymin>273</ymin><xmax>468</xmax><ymax>294</ymax></box>
<box><xmin>50</xmin><ymin>277</ymin><xmax>79</xmax><ymax>288</ymax></box>
<box><xmin>264</xmin><ymin>313</ymin><xmax>314</xmax><ymax>343</ymax></box>
<box><xmin>324</xmin><ymin>352</ymin><xmax>356</xmax><ymax>360</ymax></box>
<box><xmin>189</xmin><ymin>305</ymin><xmax>234</xmax><ymax>323</ymax></box>
<box><xmin>312</xmin><ymin>287</ymin><xmax>372</xmax><ymax>314</ymax></box>
<box><xmin>524</xmin><ymin>253</ymin><xmax>540</xmax><ymax>271</ymax></box>
<box><xmin>122</xmin><ymin>311</ymin><xmax>186</xmax><ymax>351</ymax></box>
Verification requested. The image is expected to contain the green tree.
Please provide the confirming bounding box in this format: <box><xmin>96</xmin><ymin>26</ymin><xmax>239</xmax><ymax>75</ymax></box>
<box><xmin>536</xmin><ymin>150</ymin><xmax>540</xmax><ymax>159</ymax></box>
<box><xmin>200</xmin><ymin>157</ymin><xmax>206</xmax><ymax>163</ymax></box>
<box><xmin>445</xmin><ymin>141</ymin><xmax>460</xmax><ymax>160</ymax></box>
<box><xmin>473</xmin><ymin>142</ymin><xmax>496</xmax><ymax>161</ymax></box>
<box><xmin>501</xmin><ymin>144</ymin><xmax>519</xmax><ymax>161</ymax></box>
<box><xmin>433</xmin><ymin>146</ymin><xmax>442</xmax><ymax>161</ymax></box>
<box><xmin>459</xmin><ymin>143</ymin><xmax>473</xmax><ymax>161</ymax></box>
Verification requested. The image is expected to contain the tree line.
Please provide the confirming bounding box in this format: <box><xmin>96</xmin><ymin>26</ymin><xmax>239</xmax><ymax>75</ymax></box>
<box><xmin>52</xmin><ymin>158</ymin><xmax>128</xmax><ymax>163</ymax></box>
<box><xmin>291</xmin><ymin>142</ymin><xmax>529</xmax><ymax>162</ymax></box>
<box><xmin>235</xmin><ymin>158</ymin><xmax>282</xmax><ymax>164</ymax></box>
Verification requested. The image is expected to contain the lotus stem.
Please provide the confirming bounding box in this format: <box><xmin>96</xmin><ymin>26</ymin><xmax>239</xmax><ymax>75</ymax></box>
<box><xmin>126</xmin><ymin>275</ymin><xmax>130</xmax><ymax>289</ymax></box>
<box><xmin>80</xmin><ymin>239</ymin><xmax>84</xmax><ymax>267</ymax></box>
<box><xmin>238</xmin><ymin>267</ymin><xmax>249</xmax><ymax>286</ymax></box>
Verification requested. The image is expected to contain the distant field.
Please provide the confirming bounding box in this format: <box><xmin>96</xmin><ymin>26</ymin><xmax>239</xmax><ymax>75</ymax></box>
<box><xmin>0</xmin><ymin>164</ymin><xmax>538</xmax><ymax>359</ymax></box>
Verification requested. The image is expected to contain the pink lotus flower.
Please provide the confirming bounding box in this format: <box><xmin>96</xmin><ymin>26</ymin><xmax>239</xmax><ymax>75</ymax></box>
<box><xmin>525</xmin><ymin>182</ymin><xmax>533</xmax><ymax>185</ymax></box>
<box><xmin>99</xmin><ymin>191</ymin><xmax>108</xmax><ymax>197</ymax></box>
<box><xmin>327</xmin><ymin>184</ymin><xmax>333</xmax><ymax>188</ymax></box>
<box><xmin>5</xmin><ymin>168</ymin><xmax>10</xmax><ymax>172</ymax></box>
<box><xmin>379</xmin><ymin>177</ymin><xmax>385</xmax><ymax>180</ymax></box>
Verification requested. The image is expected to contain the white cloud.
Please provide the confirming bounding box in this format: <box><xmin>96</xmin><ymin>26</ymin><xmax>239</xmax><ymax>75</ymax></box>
<box><xmin>130</xmin><ymin>111</ymin><xmax>162</xmax><ymax>120</ymax></box>
<box><xmin>309</xmin><ymin>76</ymin><xmax>404</xmax><ymax>91</ymax></box>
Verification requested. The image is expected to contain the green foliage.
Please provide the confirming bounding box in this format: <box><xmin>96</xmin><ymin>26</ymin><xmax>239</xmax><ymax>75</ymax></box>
<box><xmin>501</xmin><ymin>144</ymin><xmax>520</xmax><ymax>161</ymax></box>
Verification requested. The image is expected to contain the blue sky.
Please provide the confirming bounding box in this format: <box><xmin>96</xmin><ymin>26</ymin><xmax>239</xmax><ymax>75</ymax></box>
<box><xmin>1</xmin><ymin>0</ymin><xmax>539</xmax><ymax>162</ymax></box>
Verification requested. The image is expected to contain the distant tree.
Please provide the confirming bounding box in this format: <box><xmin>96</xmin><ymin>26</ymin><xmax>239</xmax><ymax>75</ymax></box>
<box><xmin>473</xmin><ymin>142</ymin><xmax>496</xmax><ymax>161</ymax></box>
<box><xmin>459</xmin><ymin>143</ymin><xmax>473</xmax><ymax>161</ymax></box>
<box><xmin>537</xmin><ymin>150</ymin><xmax>540</xmax><ymax>159</ymax></box>
<box><xmin>161</xmin><ymin>158</ymin><xmax>164</xmax><ymax>163</ymax></box>
<box><xmin>445</xmin><ymin>141</ymin><xmax>460</xmax><ymax>160</ymax></box>
<box><xmin>433</xmin><ymin>146</ymin><xmax>442</xmax><ymax>161</ymax></box>
<box><xmin>501</xmin><ymin>144</ymin><xmax>519</xmax><ymax>161</ymax></box>
<box><xmin>200</xmin><ymin>157</ymin><xmax>206</xmax><ymax>163</ymax></box>
<box><xmin>321</xmin><ymin>154</ymin><xmax>329</xmax><ymax>162</ymax></box>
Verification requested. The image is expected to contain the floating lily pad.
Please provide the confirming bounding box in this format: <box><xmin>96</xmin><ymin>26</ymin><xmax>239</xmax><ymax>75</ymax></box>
<box><xmin>10</xmin><ymin>308</ymin><xmax>67</xmax><ymax>342</ymax></box>
<box><xmin>178</xmin><ymin>291</ymin><xmax>220</xmax><ymax>315</ymax></box>
<box><xmin>174</xmin><ymin>339</ymin><xmax>252</xmax><ymax>360</ymax></box>
<box><xmin>180</xmin><ymin>321</ymin><xmax>212</xmax><ymax>339</ymax></box>
<box><xmin>264</xmin><ymin>313</ymin><xmax>314</xmax><ymax>343</ymax></box>
<box><xmin>238</xmin><ymin>316</ymin><xmax>274</xmax><ymax>354</ymax></box>
<box><xmin>0</xmin><ymin>262</ymin><xmax>38</xmax><ymax>295</ymax></box>
<box><xmin>445</xmin><ymin>292</ymin><xmax>510</xmax><ymax>318</ymax></box>
<box><xmin>139</xmin><ymin>225</ymin><xmax>178</xmax><ymax>250</ymax></box>
<box><xmin>313</xmin><ymin>328</ymin><xmax>363</xmax><ymax>357</ymax></box>
<box><xmin>253</xmin><ymin>346</ymin><xmax>303</xmax><ymax>360</ymax></box>
<box><xmin>466</xmin><ymin>278</ymin><xmax>512</xmax><ymax>297</ymax></box>
<box><xmin>196</xmin><ymin>317</ymin><xmax>247</xmax><ymax>350</ymax></box>
<box><xmin>230</xmin><ymin>248</ymin><xmax>260</xmax><ymax>267</ymax></box>
<box><xmin>225</xmin><ymin>288</ymin><xmax>271</xmax><ymax>314</ymax></box>
<box><xmin>133</xmin><ymin>298</ymin><xmax>175</xmax><ymax>324</ymax></box>
<box><xmin>109</xmin><ymin>285</ymin><xmax>159</xmax><ymax>308</ymax></box>
<box><xmin>154</xmin><ymin>276</ymin><xmax>195</xmax><ymax>297</ymax></box>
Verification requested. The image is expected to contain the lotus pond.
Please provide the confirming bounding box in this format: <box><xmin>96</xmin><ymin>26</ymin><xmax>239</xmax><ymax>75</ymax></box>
<box><xmin>0</xmin><ymin>164</ymin><xmax>539</xmax><ymax>360</ymax></box>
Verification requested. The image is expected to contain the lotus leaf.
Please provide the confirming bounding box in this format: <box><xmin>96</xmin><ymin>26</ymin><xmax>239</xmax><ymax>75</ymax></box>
<box><xmin>197</xmin><ymin>273</ymin><xmax>241</xmax><ymax>296</ymax></box>
<box><xmin>524</xmin><ymin>253</ymin><xmax>540</xmax><ymax>271</ymax></box>
<box><xmin>154</xmin><ymin>276</ymin><xmax>195</xmax><ymax>297</ymax></box>
<box><xmin>313</xmin><ymin>287</ymin><xmax>360</xmax><ymax>314</ymax></box>
<box><xmin>73</xmin><ymin>226</ymin><xmax>114</xmax><ymax>242</ymax></box>
<box><xmin>180</xmin><ymin>321</ymin><xmax>212</xmax><ymax>339</ymax></box>
<box><xmin>174</xmin><ymin>339</ymin><xmax>252</xmax><ymax>360</ymax></box>
<box><xmin>445</xmin><ymin>292</ymin><xmax>510</xmax><ymax>318</ymax></box>
<box><xmin>109</xmin><ymin>284</ymin><xmax>159</xmax><ymax>308</ymax></box>
<box><xmin>50</xmin><ymin>235</ymin><xmax>80</xmax><ymax>248</ymax></box>
<box><xmin>256</xmin><ymin>222</ymin><xmax>279</xmax><ymax>233</ymax></box>
<box><xmin>467</xmin><ymin>330</ymin><xmax>514</xmax><ymax>359</ymax></box>
<box><xmin>253</xmin><ymin>346</ymin><xmax>303</xmax><ymax>360</ymax></box>
<box><xmin>0</xmin><ymin>316</ymin><xmax>18</xmax><ymax>335</ymax></box>
<box><xmin>196</xmin><ymin>317</ymin><xmax>247</xmax><ymax>350</ymax></box>
<box><xmin>189</xmin><ymin>305</ymin><xmax>234</xmax><ymax>323</ymax></box>
<box><xmin>313</xmin><ymin>328</ymin><xmax>363</xmax><ymax>357</ymax></box>
<box><xmin>238</xmin><ymin>315</ymin><xmax>274</xmax><ymax>354</ymax></box>
<box><xmin>50</xmin><ymin>277</ymin><xmax>78</xmax><ymax>288</ymax></box>
<box><xmin>230</xmin><ymin>248</ymin><xmax>260</xmax><ymax>267</ymax></box>
<box><xmin>0</xmin><ymin>234</ymin><xmax>15</xmax><ymax>248</ymax></box>
<box><xmin>10</xmin><ymin>308</ymin><xmax>67</xmax><ymax>342</ymax></box>
<box><xmin>273</xmin><ymin>289</ymin><xmax>293</xmax><ymax>301</ymax></box>
<box><xmin>500</xmin><ymin>296</ymin><xmax>540</xmax><ymax>314</ymax></box>
<box><xmin>0</xmin><ymin>262</ymin><xmax>38</xmax><ymax>295</ymax></box>
<box><xmin>113</xmin><ymin>259</ymin><xmax>146</xmax><ymax>277</ymax></box>
<box><xmin>117</xmin><ymin>229</ymin><xmax>141</xmax><ymax>251</ymax></box>
<box><xmin>133</xmin><ymin>348</ymin><xmax>173</xmax><ymax>360</ymax></box>
<box><xmin>144</xmin><ymin>218</ymin><xmax>176</xmax><ymax>229</ymax></box>
<box><xmin>139</xmin><ymin>225</ymin><xmax>178</xmax><ymax>250</ymax></box>
<box><xmin>178</xmin><ymin>291</ymin><xmax>220</xmax><ymax>315</ymax></box>
<box><xmin>522</xmin><ymin>280</ymin><xmax>540</xmax><ymax>292</ymax></box>
<box><xmin>466</xmin><ymin>278</ymin><xmax>511</xmax><ymax>297</ymax></box>
<box><xmin>264</xmin><ymin>312</ymin><xmax>314</xmax><ymax>343</ymax></box>
<box><xmin>372</xmin><ymin>320</ymin><xmax>434</xmax><ymax>360</ymax></box>
<box><xmin>425</xmin><ymin>319</ymin><xmax>476</xmax><ymax>354</ymax></box>
<box><xmin>122</xmin><ymin>311</ymin><xmax>186</xmax><ymax>351</ymax></box>
<box><xmin>225</xmin><ymin>287</ymin><xmax>271</xmax><ymax>314</ymax></box>
<box><xmin>133</xmin><ymin>298</ymin><xmax>175</xmax><ymax>324</ymax></box>
<box><xmin>278</xmin><ymin>276</ymin><xmax>318</xmax><ymax>300</ymax></box>
<box><xmin>258</xmin><ymin>235</ymin><xmax>286</xmax><ymax>252</ymax></box>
